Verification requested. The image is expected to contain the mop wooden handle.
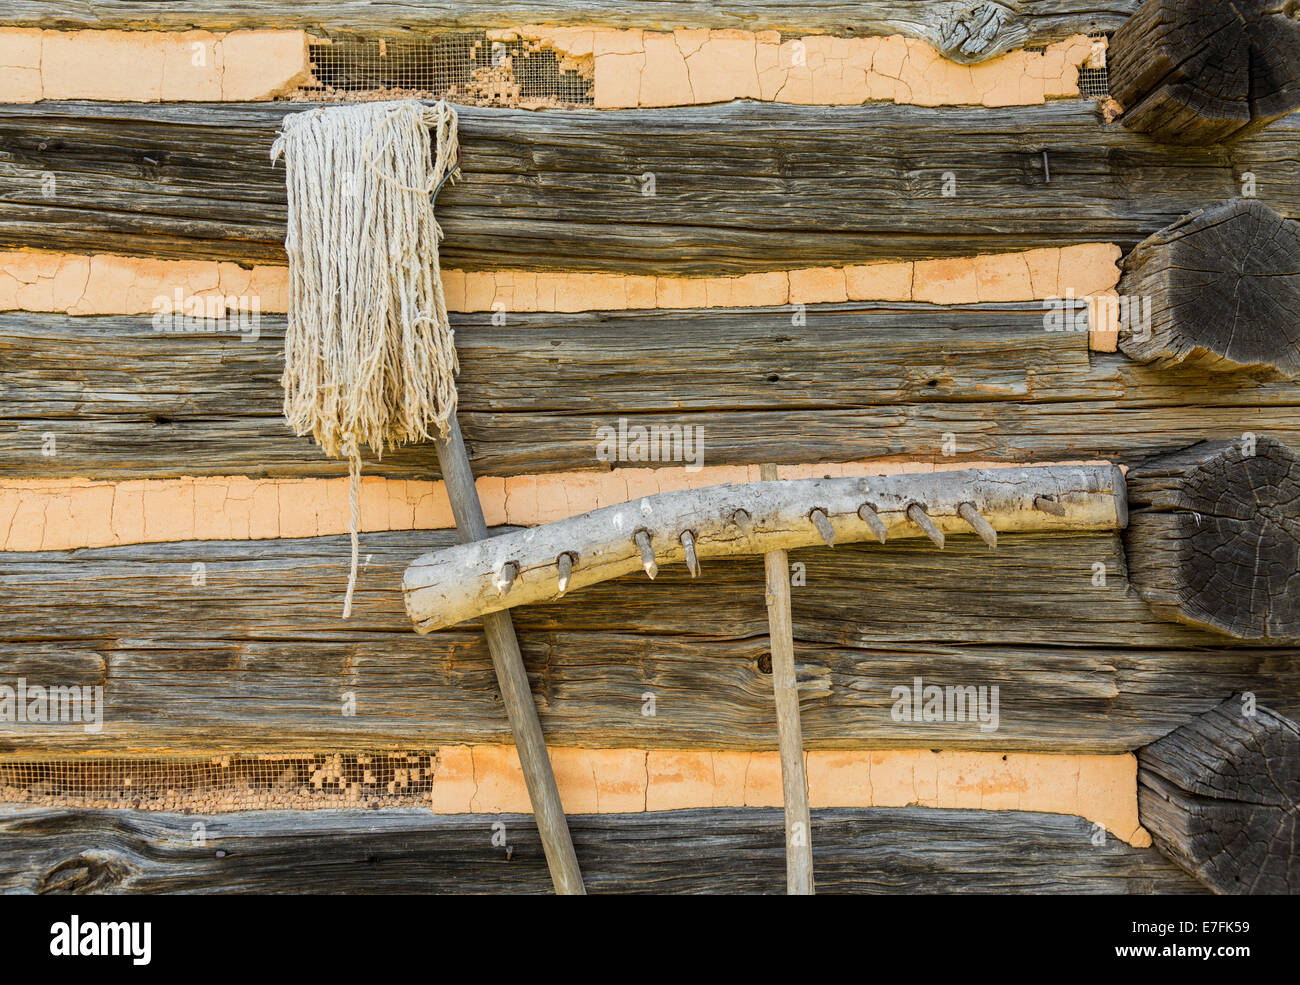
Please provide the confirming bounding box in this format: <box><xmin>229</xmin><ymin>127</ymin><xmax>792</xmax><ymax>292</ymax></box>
<box><xmin>433</xmin><ymin>416</ymin><xmax>585</xmax><ymax>896</ymax></box>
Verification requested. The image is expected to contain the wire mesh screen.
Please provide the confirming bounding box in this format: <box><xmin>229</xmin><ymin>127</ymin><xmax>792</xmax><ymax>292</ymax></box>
<box><xmin>295</xmin><ymin>33</ymin><xmax>594</xmax><ymax>108</ymax></box>
<box><xmin>1077</xmin><ymin>33</ymin><xmax>1111</xmax><ymax>99</ymax></box>
<box><xmin>0</xmin><ymin>752</ymin><xmax>439</xmax><ymax>812</ymax></box>
<box><xmin>1077</xmin><ymin>64</ymin><xmax>1109</xmax><ymax>99</ymax></box>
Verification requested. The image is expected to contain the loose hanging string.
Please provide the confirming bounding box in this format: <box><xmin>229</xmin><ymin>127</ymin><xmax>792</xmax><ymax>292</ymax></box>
<box><xmin>271</xmin><ymin>99</ymin><xmax>461</xmax><ymax>617</ymax></box>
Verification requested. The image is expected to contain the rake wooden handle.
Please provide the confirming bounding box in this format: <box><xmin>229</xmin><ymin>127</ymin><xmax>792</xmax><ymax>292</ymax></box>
<box><xmin>761</xmin><ymin>463</ymin><xmax>814</xmax><ymax>895</ymax></box>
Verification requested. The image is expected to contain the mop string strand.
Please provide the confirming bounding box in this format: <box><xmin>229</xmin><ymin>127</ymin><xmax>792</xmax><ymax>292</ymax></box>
<box><xmin>272</xmin><ymin>99</ymin><xmax>461</xmax><ymax>617</ymax></box>
<box><xmin>361</xmin><ymin>102</ymin><xmax>460</xmax><ymax>197</ymax></box>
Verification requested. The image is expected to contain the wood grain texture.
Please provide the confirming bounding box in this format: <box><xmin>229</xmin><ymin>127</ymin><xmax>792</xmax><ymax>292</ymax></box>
<box><xmin>2</xmin><ymin>530</ymin><xmax>1298</xmax><ymax>755</ymax></box>
<box><xmin>6</xmin><ymin>308</ymin><xmax>1300</xmax><ymax>480</ymax></box>
<box><xmin>2</xmin><ymin>101</ymin><xmax>1298</xmax><ymax>273</ymax></box>
<box><xmin>0</xmin><ymin>2</ymin><xmax>1141</xmax><ymax>61</ymax></box>
<box><xmin>0</xmin><ymin>805</ymin><xmax>1202</xmax><ymax>894</ymax></box>
<box><xmin>1118</xmin><ymin>199</ymin><xmax>1300</xmax><ymax>378</ymax></box>
<box><xmin>1124</xmin><ymin>437</ymin><xmax>1300</xmax><ymax>642</ymax></box>
<box><xmin>1138</xmin><ymin>697</ymin><xmax>1299</xmax><ymax>894</ymax></box>
<box><xmin>1109</xmin><ymin>0</ymin><xmax>1300</xmax><ymax>144</ymax></box>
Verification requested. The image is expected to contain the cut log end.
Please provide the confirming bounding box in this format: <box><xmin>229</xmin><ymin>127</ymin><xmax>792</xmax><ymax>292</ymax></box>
<box><xmin>1125</xmin><ymin>436</ymin><xmax>1300</xmax><ymax>641</ymax></box>
<box><xmin>1139</xmin><ymin>697</ymin><xmax>1300</xmax><ymax>894</ymax></box>
<box><xmin>1110</xmin><ymin>0</ymin><xmax>1300</xmax><ymax>144</ymax></box>
<box><xmin>1118</xmin><ymin>199</ymin><xmax>1300</xmax><ymax>379</ymax></box>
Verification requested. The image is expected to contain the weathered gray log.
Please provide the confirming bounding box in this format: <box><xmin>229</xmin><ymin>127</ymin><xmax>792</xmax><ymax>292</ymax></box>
<box><xmin>1138</xmin><ymin>696</ymin><xmax>1299</xmax><ymax>894</ymax></box>
<box><xmin>404</xmin><ymin>465</ymin><xmax>1127</xmax><ymax>631</ymax></box>
<box><xmin>1109</xmin><ymin>0</ymin><xmax>1300</xmax><ymax>144</ymax></box>
<box><xmin>0</xmin><ymin>2</ymin><xmax>1141</xmax><ymax>62</ymax></box>
<box><xmin>8</xmin><ymin>308</ymin><xmax>1300</xmax><ymax>480</ymax></box>
<box><xmin>1124</xmin><ymin>437</ymin><xmax>1300</xmax><ymax>642</ymax></box>
<box><xmin>431</xmin><ymin>416</ymin><xmax>584</xmax><ymax>895</ymax></box>
<box><xmin>0</xmin><ymin>805</ymin><xmax>1201</xmax><ymax>895</ymax></box>
<box><xmin>2</xmin><ymin>531</ymin><xmax>1298</xmax><ymax>755</ymax></box>
<box><xmin>760</xmin><ymin>463</ymin><xmax>814</xmax><ymax>895</ymax></box>
<box><xmin>1119</xmin><ymin>199</ymin><xmax>1300</xmax><ymax>378</ymax></box>
<box><xmin>2</xmin><ymin>101</ymin><xmax>1299</xmax><ymax>272</ymax></box>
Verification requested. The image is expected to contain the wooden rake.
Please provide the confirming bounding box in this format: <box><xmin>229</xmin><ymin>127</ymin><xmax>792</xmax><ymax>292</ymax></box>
<box><xmin>405</xmin><ymin>462</ymin><xmax>1128</xmax><ymax>894</ymax></box>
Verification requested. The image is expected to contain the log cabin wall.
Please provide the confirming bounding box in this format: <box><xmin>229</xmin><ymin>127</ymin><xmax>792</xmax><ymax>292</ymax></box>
<box><xmin>0</xmin><ymin>0</ymin><xmax>1296</xmax><ymax>895</ymax></box>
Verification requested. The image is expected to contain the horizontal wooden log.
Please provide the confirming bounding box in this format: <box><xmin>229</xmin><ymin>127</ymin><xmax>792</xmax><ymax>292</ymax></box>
<box><xmin>0</xmin><ymin>805</ymin><xmax>1200</xmax><ymax>894</ymax></box>
<box><xmin>1124</xmin><ymin>437</ymin><xmax>1300</xmax><ymax>642</ymax></box>
<box><xmin>1118</xmin><ymin>199</ymin><xmax>1300</xmax><ymax>378</ymax></box>
<box><xmin>2</xmin><ymin>101</ymin><xmax>1298</xmax><ymax>273</ymax></box>
<box><xmin>1138</xmin><ymin>697</ymin><xmax>1299</xmax><ymax>894</ymax></box>
<box><xmin>2</xmin><ymin>531</ymin><xmax>1298</xmax><ymax>755</ymax></box>
<box><xmin>6</xmin><ymin>308</ymin><xmax>1300</xmax><ymax>480</ymax></box>
<box><xmin>1109</xmin><ymin>0</ymin><xmax>1300</xmax><ymax>144</ymax></box>
<box><xmin>404</xmin><ymin>465</ymin><xmax>1127</xmax><ymax>632</ymax></box>
<box><xmin>0</xmin><ymin>2</ymin><xmax>1142</xmax><ymax>62</ymax></box>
